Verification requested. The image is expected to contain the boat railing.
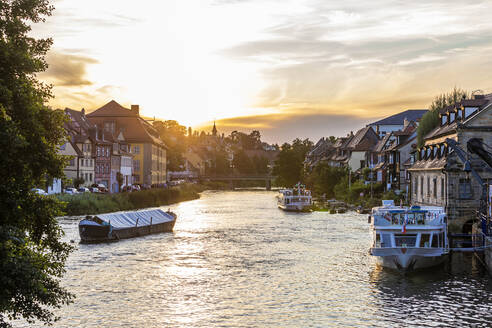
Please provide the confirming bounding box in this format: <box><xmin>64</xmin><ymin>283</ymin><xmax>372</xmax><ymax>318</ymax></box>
<box><xmin>375</xmin><ymin>212</ymin><xmax>444</xmax><ymax>226</ymax></box>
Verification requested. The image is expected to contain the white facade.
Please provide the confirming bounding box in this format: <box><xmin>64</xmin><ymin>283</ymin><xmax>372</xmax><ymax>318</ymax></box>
<box><xmin>348</xmin><ymin>151</ymin><xmax>366</xmax><ymax>171</ymax></box>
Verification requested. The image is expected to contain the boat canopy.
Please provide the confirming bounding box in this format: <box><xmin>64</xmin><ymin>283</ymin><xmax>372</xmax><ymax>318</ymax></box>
<box><xmin>95</xmin><ymin>209</ymin><xmax>174</xmax><ymax>228</ymax></box>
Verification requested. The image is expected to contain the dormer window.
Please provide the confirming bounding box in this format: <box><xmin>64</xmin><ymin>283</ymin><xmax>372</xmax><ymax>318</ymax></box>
<box><xmin>433</xmin><ymin>147</ymin><xmax>438</xmax><ymax>159</ymax></box>
<box><xmin>464</xmin><ymin>107</ymin><xmax>478</xmax><ymax>119</ymax></box>
<box><xmin>456</xmin><ymin>108</ymin><xmax>462</xmax><ymax>120</ymax></box>
<box><xmin>426</xmin><ymin>147</ymin><xmax>431</xmax><ymax>159</ymax></box>
<box><xmin>441</xmin><ymin>114</ymin><xmax>447</xmax><ymax>126</ymax></box>
<box><xmin>420</xmin><ymin>148</ymin><xmax>425</xmax><ymax>160</ymax></box>
<box><xmin>450</xmin><ymin>112</ymin><xmax>455</xmax><ymax>123</ymax></box>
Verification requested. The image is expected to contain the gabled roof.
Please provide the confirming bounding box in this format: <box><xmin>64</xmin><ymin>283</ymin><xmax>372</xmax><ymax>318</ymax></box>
<box><xmin>86</xmin><ymin>101</ymin><xmax>167</xmax><ymax>148</ymax></box>
<box><xmin>87</xmin><ymin>100</ymin><xmax>138</xmax><ymax>117</ymax></box>
<box><xmin>373</xmin><ymin>133</ymin><xmax>392</xmax><ymax>152</ymax></box>
<box><xmin>369</xmin><ymin>109</ymin><xmax>427</xmax><ymax>126</ymax></box>
<box><xmin>346</xmin><ymin>126</ymin><xmax>378</xmax><ymax>151</ymax></box>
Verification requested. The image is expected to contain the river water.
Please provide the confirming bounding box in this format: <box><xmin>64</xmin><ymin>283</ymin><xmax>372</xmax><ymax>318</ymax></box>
<box><xmin>49</xmin><ymin>191</ymin><xmax>492</xmax><ymax>327</ymax></box>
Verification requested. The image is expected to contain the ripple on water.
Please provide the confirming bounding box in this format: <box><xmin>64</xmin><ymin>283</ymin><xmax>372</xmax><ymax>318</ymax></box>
<box><xmin>13</xmin><ymin>191</ymin><xmax>492</xmax><ymax>328</ymax></box>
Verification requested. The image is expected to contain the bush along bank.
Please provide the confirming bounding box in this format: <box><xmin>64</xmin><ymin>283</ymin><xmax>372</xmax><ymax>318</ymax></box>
<box><xmin>57</xmin><ymin>184</ymin><xmax>205</xmax><ymax>216</ymax></box>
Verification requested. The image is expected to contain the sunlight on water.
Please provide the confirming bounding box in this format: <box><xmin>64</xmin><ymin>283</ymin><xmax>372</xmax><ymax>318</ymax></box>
<box><xmin>17</xmin><ymin>191</ymin><xmax>492</xmax><ymax>327</ymax></box>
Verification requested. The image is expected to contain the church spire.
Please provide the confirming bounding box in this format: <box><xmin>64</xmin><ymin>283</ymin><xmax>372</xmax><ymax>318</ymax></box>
<box><xmin>212</xmin><ymin>120</ymin><xmax>217</xmax><ymax>136</ymax></box>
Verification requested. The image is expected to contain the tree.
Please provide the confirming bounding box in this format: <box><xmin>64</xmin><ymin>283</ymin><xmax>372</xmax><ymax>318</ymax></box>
<box><xmin>0</xmin><ymin>1</ymin><xmax>74</xmax><ymax>326</ymax></box>
<box><xmin>116</xmin><ymin>172</ymin><xmax>124</xmax><ymax>192</ymax></box>
<box><xmin>73</xmin><ymin>177</ymin><xmax>85</xmax><ymax>188</ymax></box>
<box><xmin>232</xmin><ymin>150</ymin><xmax>255</xmax><ymax>174</ymax></box>
<box><xmin>417</xmin><ymin>87</ymin><xmax>468</xmax><ymax>147</ymax></box>
<box><xmin>153</xmin><ymin>120</ymin><xmax>187</xmax><ymax>171</ymax></box>
<box><xmin>273</xmin><ymin>138</ymin><xmax>313</xmax><ymax>186</ymax></box>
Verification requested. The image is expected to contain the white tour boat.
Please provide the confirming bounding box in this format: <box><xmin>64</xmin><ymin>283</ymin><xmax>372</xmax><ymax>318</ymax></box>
<box><xmin>277</xmin><ymin>183</ymin><xmax>312</xmax><ymax>212</ymax></box>
<box><xmin>369</xmin><ymin>200</ymin><xmax>448</xmax><ymax>271</ymax></box>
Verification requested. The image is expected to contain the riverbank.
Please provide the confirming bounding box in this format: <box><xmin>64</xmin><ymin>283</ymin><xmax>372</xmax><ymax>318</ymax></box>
<box><xmin>58</xmin><ymin>183</ymin><xmax>216</xmax><ymax>216</ymax></box>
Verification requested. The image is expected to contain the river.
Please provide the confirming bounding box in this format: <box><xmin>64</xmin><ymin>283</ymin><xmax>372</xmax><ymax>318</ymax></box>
<box><xmin>49</xmin><ymin>191</ymin><xmax>492</xmax><ymax>327</ymax></box>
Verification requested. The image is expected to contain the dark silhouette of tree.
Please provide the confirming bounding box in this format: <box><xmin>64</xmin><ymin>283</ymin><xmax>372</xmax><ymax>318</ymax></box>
<box><xmin>273</xmin><ymin>138</ymin><xmax>313</xmax><ymax>186</ymax></box>
<box><xmin>0</xmin><ymin>1</ymin><xmax>74</xmax><ymax>326</ymax></box>
<box><xmin>417</xmin><ymin>87</ymin><xmax>468</xmax><ymax>147</ymax></box>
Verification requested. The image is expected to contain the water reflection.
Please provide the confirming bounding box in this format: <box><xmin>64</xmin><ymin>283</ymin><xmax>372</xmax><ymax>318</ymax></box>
<box><xmin>15</xmin><ymin>191</ymin><xmax>492</xmax><ymax>327</ymax></box>
<box><xmin>369</xmin><ymin>254</ymin><xmax>492</xmax><ymax>327</ymax></box>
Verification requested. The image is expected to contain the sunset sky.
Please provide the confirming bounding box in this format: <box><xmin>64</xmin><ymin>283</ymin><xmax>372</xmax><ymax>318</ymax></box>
<box><xmin>33</xmin><ymin>0</ymin><xmax>492</xmax><ymax>143</ymax></box>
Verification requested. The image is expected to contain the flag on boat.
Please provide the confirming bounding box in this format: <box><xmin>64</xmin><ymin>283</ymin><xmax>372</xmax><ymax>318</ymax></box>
<box><xmin>402</xmin><ymin>213</ymin><xmax>407</xmax><ymax>233</ymax></box>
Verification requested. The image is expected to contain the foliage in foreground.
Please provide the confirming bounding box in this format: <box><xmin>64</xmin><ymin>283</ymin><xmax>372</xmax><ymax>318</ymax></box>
<box><xmin>0</xmin><ymin>1</ymin><xmax>74</xmax><ymax>326</ymax></box>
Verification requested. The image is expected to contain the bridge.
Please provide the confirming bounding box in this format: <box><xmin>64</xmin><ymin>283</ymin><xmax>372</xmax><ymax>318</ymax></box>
<box><xmin>200</xmin><ymin>174</ymin><xmax>276</xmax><ymax>190</ymax></box>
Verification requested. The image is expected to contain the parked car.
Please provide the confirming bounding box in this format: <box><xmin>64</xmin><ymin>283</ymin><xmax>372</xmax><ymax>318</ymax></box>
<box><xmin>91</xmin><ymin>183</ymin><xmax>108</xmax><ymax>193</ymax></box>
<box><xmin>77</xmin><ymin>187</ymin><xmax>90</xmax><ymax>193</ymax></box>
<box><xmin>89</xmin><ymin>187</ymin><xmax>100</xmax><ymax>193</ymax></box>
<box><xmin>64</xmin><ymin>187</ymin><xmax>78</xmax><ymax>194</ymax></box>
<box><xmin>31</xmin><ymin>188</ymin><xmax>47</xmax><ymax>196</ymax></box>
<box><xmin>96</xmin><ymin>184</ymin><xmax>108</xmax><ymax>193</ymax></box>
<box><xmin>122</xmin><ymin>185</ymin><xmax>132</xmax><ymax>192</ymax></box>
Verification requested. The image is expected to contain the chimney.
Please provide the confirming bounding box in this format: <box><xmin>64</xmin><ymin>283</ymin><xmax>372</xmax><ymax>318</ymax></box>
<box><xmin>81</xmin><ymin>108</ymin><xmax>85</xmax><ymax>116</ymax></box>
<box><xmin>131</xmin><ymin>105</ymin><xmax>140</xmax><ymax>116</ymax></box>
<box><xmin>403</xmin><ymin>117</ymin><xmax>409</xmax><ymax>129</ymax></box>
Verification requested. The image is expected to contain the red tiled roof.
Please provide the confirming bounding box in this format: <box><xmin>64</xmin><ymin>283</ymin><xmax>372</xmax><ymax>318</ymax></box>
<box><xmin>87</xmin><ymin>100</ymin><xmax>138</xmax><ymax>117</ymax></box>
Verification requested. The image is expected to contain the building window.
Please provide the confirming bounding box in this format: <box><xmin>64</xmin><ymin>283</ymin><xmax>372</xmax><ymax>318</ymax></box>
<box><xmin>69</xmin><ymin>158</ymin><xmax>75</xmax><ymax>166</ymax></box>
<box><xmin>433</xmin><ymin>178</ymin><xmax>437</xmax><ymax>198</ymax></box>
<box><xmin>459</xmin><ymin>178</ymin><xmax>472</xmax><ymax>199</ymax></box>
<box><xmin>427</xmin><ymin>177</ymin><xmax>430</xmax><ymax>197</ymax></box>
<box><xmin>104</xmin><ymin>121</ymin><xmax>115</xmax><ymax>133</ymax></box>
<box><xmin>134</xmin><ymin>174</ymin><xmax>140</xmax><ymax>182</ymax></box>
<box><xmin>133</xmin><ymin>160</ymin><xmax>140</xmax><ymax>171</ymax></box>
<box><xmin>133</xmin><ymin>145</ymin><xmax>140</xmax><ymax>154</ymax></box>
<box><xmin>97</xmin><ymin>147</ymin><xmax>100</xmax><ymax>157</ymax></box>
<box><xmin>414</xmin><ymin>177</ymin><xmax>418</xmax><ymax>194</ymax></box>
<box><xmin>89</xmin><ymin>173</ymin><xmax>92</xmax><ymax>182</ymax></box>
<box><xmin>420</xmin><ymin>177</ymin><xmax>424</xmax><ymax>197</ymax></box>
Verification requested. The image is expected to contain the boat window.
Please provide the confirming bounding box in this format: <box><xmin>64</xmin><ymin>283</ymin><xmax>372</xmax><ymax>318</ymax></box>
<box><xmin>420</xmin><ymin>233</ymin><xmax>430</xmax><ymax>247</ymax></box>
<box><xmin>381</xmin><ymin>233</ymin><xmax>392</xmax><ymax>248</ymax></box>
<box><xmin>394</xmin><ymin>234</ymin><xmax>417</xmax><ymax>247</ymax></box>
<box><xmin>415</xmin><ymin>213</ymin><xmax>425</xmax><ymax>224</ymax></box>
<box><xmin>375</xmin><ymin>233</ymin><xmax>381</xmax><ymax>247</ymax></box>
<box><xmin>431</xmin><ymin>233</ymin><xmax>438</xmax><ymax>248</ymax></box>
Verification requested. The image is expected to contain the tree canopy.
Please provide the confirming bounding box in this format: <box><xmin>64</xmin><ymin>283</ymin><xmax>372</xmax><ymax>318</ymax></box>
<box><xmin>273</xmin><ymin>138</ymin><xmax>313</xmax><ymax>187</ymax></box>
<box><xmin>0</xmin><ymin>1</ymin><xmax>73</xmax><ymax>326</ymax></box>
<box><xmin>417</xmin><ymin>87</ymin><xmax>468</xmax><ymax>147</ymax></box>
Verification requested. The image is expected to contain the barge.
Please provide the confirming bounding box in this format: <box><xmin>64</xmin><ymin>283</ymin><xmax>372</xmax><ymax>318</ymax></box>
<box><xmin>79</xmin><ymin>208</ymin><xmax>176</xmax><ymax>243</ymax></box>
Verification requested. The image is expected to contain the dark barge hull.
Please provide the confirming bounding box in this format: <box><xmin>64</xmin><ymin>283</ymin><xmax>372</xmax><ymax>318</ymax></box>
<box><xmin>79</xmin><ymin>213</ymin><xmax>176</xmax><ymax>243</ymax></box>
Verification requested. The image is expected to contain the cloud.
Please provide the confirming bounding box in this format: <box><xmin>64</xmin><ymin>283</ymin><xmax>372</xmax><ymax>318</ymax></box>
<box><xmin>39</xmin><ymin>51</ymin><xmax>98</xmax><ymax>87</ymax></box>
<box><xmin>196</xmin><ymin>110</ymin><xmax>376</xmax><ymax>143</ymax></box>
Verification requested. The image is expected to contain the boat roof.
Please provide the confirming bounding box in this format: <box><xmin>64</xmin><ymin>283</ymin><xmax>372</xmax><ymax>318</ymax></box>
<box><xmin>95</xmin><ymin>208</ymin><xmax>174</xmax><ymax>228</ymax></box>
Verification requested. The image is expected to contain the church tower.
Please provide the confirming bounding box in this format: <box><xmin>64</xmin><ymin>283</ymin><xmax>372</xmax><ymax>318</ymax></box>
<box><xmin>212</xmin><ymin>121</ymin><xmax>217</xmax><ymax>136</ymax></box>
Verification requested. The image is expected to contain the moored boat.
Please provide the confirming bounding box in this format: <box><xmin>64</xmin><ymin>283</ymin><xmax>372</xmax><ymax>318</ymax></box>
<box><xmin>79</xmin><ymin>208</ymin><xmax>176</xmax><ymax>243</ymax></box>
<box><xmin>277</xmin><ymin>183</ymin><xmax>312</xmax><ymax>212</ymax></box>
<box><xmin>369</xmin><ymin>200</ymin><xmax>448</xmax><ymax>271</ymax></box>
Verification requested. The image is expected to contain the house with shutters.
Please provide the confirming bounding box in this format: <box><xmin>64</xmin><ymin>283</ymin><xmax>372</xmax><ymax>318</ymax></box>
<box><xmin>408</xmin><ymin>93</ymin><xmax>492</xmax><ymax>232</ymax></box>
